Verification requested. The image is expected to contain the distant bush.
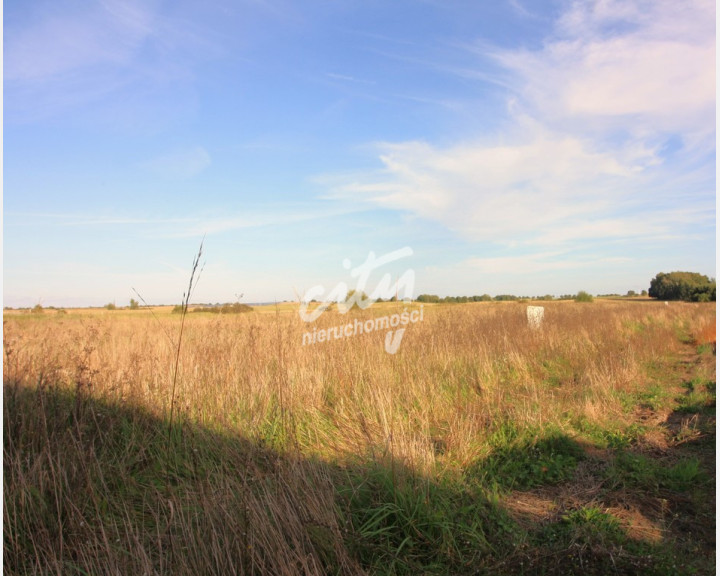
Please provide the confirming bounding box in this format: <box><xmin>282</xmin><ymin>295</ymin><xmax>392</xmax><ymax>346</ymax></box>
<box><xmin>649</xmin><ymin>272</ymin><xmax>716</xmax><ymax>302</ymax></box>
<box><xmin>192</xmin><ymin>303</ymin><xmax>253</xmax><ymax>314</ymax></box>
<box><xmin>575</xmin><ymin>291</ymin><xmax>594</xmax><ymax>303</ymax></box>
<box><xmin>416</xmin><ymin>294</ymin><xmax>441</xmax><ymax>303</ymax></box>
<box><xmin>105</xmin><ymin>303</ymin><xmax>117</xmax><ymax>311</ymax></box>
<box><xmin>129</xmin><ymin>298</ymin><xmax>140</xmax><ymax>310</ymax></box>
<box><xmin>31</xmin><ymin>304</ymin><xmax>44</xmax><ymax>314</ymax></box>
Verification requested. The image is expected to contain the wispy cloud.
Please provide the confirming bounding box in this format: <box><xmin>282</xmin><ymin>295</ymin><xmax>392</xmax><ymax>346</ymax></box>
<box><xmin>506</xmin><ymin>0</ymin><xmax>547</xmax><ymax>21</ymax></box>
<box><xmin>326</xmin><ymin>122</ymin><xmax>665</xmax><ymax>244</ymax></box>
<box><xmin>162</xmin><ymin>205</ymin><xmax>366</xmax><ymax>238</ymax></box>
<box><xmin>5</xmin><ymin>204</ymin><xmax>367</xmax><ymax>239</ymax></box>
<box><xmin>141</xmin><ymin>146</ymin><xmax>212</xmax><ymax>179</ymax></box>
<box><xmin>325</xmin><ymin>72</ymin><xmax>376</xmax><ymax>85</ymax></box>
<box><xmin>323</xmin><ymin>0</ymin><xmax>715</xmax><ymax>262</ymax></box>
<box><xmin>4</xmin><ymin>0</ymin><xmax>217</xmax><ymax>122</ymax></box>
<box><xmin>463</xmin><ymin>251</ymin><xmax>633</xmax><ymax>275</ymax></box>
<box><xmin>496</xmin><ymin>0</ymin><xmax>715</xmax><ymax>146</ymax></box>
<box><xmin>4</xmin><ymin>213</ymin><xmax>194</xmax><ymax>227</ymax></box>
<box><xmin>5</xmin><ymin>0</ymin><xmax>155</xmax><ymax>82</ymax></box>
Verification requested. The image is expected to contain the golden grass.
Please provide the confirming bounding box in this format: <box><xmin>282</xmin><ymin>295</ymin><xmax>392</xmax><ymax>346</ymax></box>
<box><xmin>4</xmin><ymin>300</ymin><xmax>711</xmax><ymax>468</ymax></box>
<box><xmin>3</xmin><ymin>298</ymin><xmax>715</xmax><ymax>574</ymax></box>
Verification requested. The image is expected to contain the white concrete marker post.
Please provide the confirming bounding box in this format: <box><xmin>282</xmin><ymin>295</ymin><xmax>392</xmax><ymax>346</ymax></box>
<box><xmin>527</xmin><ymin>306</ymin><xmax>545</xmax><ymax>330</ymax></box>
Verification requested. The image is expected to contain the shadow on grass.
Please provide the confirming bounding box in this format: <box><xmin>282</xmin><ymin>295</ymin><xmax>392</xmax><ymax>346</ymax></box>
<box><xmin>4</xmin><ymin>381</ymin><xmax>363</xmax><ymax>575</ymax></box>
<box><xmin>656</xmin><ymin>375</ymin><xmax>716</xmax><ymax>555</ymax></box>
<box><xmin>4</xmin><ymin>381</ymin><xmax>712</xmax><ymax>576</ymax></box>
<box><xmin>5</xmin><ymin>381</ymin><xmax>520</xmax><ymax>575</ymax></box>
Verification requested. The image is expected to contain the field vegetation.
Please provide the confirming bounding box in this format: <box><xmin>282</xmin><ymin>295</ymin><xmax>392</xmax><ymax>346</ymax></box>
<box><xmin>3</xmin><ymin>299</ymin><xmax>715</xmax><ymax>575</ymax></box>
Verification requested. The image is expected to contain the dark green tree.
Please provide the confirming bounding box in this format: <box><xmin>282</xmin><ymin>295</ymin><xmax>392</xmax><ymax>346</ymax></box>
<box><xmin>648</xmin><ymin>272</ymin><xmax>715</xmax><ymax>302</ymax></box>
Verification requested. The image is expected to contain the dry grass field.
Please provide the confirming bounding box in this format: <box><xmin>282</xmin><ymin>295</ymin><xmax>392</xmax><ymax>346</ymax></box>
<box><xmin>3</xmin><ymin>299</ymin><xmax>716</xmax><ymax>575</ymax></box>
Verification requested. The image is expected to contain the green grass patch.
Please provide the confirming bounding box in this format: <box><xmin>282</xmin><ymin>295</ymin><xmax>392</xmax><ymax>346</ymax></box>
<box><xmin>672</xmin><ymin>318</ymin><xmax>695</xmax><ymax>344</ymax></box>
<box><xmin>607</xmin><ymin>452</ymin><xmax>704</xmax><ymax>493</ymax></box>
<box><xmin>549</xmin><ymin>506</ymin><xmax>625</xmax><ymax>547</ymax></box>
<box><xmin>540</xmin><ymin>356</ymin><xmax>578</xmax><ymax>388</ymax></box>
<box><xmin>475</xmin><ymin>427</ymin><xmax>584</xmax><ymax>490</ymax></box>
<box><xmin>337</xmin><ymin>465</ymin><xmax>515</xmax><ymax>575</ymax></box>
<box><xmin>256</xmin><ymin>409</ymin><xmax>291</xmax><ymax>451</ymax></box>
<box><xmin>696</xmin><ymin>342</ymin><xmax>716</xmax><ymax>355</ymax></box>
<box><xmin>572</xmin><ymin>417</ymin><xmax>645</xmax><ymax>449</ymax></box>
<box><xmin>528</xmin><ymin>506</ymin><xmax>683</xmax><ymax>575</ymax></box>
<box><xmin>618</xmin><ymin>382</ymin><xmax>673</xmax><ymax>413</ymax></box>
<box><xmin>676</xmin><ymin>378</ymin><xmax>716</xmax><ymax>414</ymax></box>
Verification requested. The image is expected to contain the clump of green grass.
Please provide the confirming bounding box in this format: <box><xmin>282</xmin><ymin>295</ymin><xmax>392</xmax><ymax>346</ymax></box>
<box><xmin>527</xmin><ymin>506</ymin><xmax>671</xmax><ymax>575</ymax></box>
<box><xmin>337</xmin><ymin>463</ymin><xmax>515</xmax><ymax>575</ymax></box>
<box><xmin>560</xmin><ymin>506</ymin><xmax>625</xmax><ymax>546</ymax></box>
<box><xmin>572</xmin><ymin>417</ymin><xmax>645</xmax><ymax>449</ymax></box>
<box><xmin>617</xmin><ymin>382</ymin><xmax>673</xmax><ymax>413</ymax></box>
<box><xmin>606</xmin><ymin>452</ymin><xmax>703</xmax><ymax>493</ymax></box>
<box><xmin>540</xmin><ymin>355</ymin><xmax>577</xmax><ymax>388</ymax></box>
<box><xmin>675</xmin><ymin>378</ymin><xmax>716</xmax><ymax>414</ymax></box>
<box><xmin>476</xmin><ymin>426</ymin><xmax>584</xmax><ymax>490</ymax></box>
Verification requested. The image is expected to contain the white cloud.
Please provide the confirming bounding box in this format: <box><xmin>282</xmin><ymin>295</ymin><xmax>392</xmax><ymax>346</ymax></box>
<box><xmin>5</xmin><ymin>0</ymin><xmax>156</xmax><ymax>82</ymax></box>
<box><xmin>325</xmin><ymin>0</ymin><xmax>715</xmax><ymax>261</ymax></box>
<box><xmin>4</xmin><ymin>0</ymin><xmax>216</xmax><ymax>122</ymax></box>
<box><xmin>330</xmin><ymin>124</ymin><xmax>657</xmax><ymax>244</ymax></box>
<box><xmin>497</xmin><ymin>0</ymin><xmax>715</xmax><ymax>144</ymax></box>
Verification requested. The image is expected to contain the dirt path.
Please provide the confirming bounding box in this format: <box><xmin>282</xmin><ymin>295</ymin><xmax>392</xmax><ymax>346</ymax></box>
<box><xmin>500</xmin><ymin>343</ymin><xmax>716</xmax><ymax>574</ymax></box>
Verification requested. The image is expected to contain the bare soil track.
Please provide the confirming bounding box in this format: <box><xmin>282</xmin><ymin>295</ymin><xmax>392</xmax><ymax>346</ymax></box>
<box><xmin>501</xmin><ymin>343</ymin><xmax>715</xmax><ymax>574</ymax></box>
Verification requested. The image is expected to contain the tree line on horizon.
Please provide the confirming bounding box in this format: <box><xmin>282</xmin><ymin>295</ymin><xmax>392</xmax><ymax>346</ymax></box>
<box><xmin>7</xmin><ymin>272</ymin><xmax>715</xmax><ymax>313</ymax></box>
<box><xmin>417</xmin><ymin>271</ymin><xmax>716</xmax><ymax>304</ymax></box>
<box><xmin>416</xmin><ymin>292</ymin><xmax>599</xmax><ymax>304</ymax></box>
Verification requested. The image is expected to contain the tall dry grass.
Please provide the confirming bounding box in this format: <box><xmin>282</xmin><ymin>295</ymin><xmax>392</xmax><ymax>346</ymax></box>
<box><xmin>3</xmin><ymin>299</ymin><xmax>715</xmax><ymax>574</ymax></box>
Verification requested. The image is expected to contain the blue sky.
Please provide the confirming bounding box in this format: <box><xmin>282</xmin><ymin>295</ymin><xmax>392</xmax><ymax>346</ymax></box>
<box><xmin>4</xmin><ymin>0</ymin><xmax>716</xmax><ymax>307</ymax></box>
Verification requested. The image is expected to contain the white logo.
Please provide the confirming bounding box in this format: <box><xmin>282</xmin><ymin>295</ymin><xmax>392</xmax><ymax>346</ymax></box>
<box><xmin>384</xmin><ymin>329</ymin><xmax>406</xmax><ymax>354</ymax></box>
<box><xmin>299</xmin><ymin>248</ymin><xmax>421</xmax><ymax>354</ymax></box>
